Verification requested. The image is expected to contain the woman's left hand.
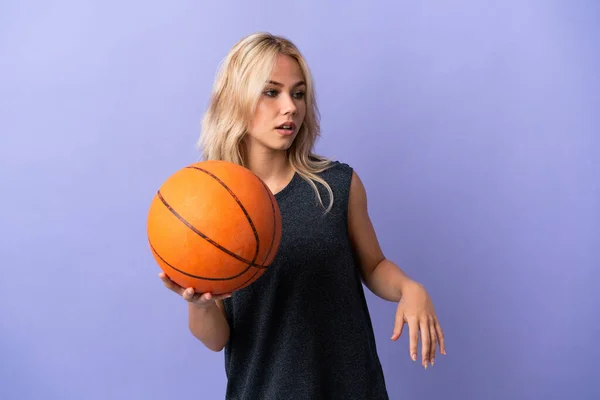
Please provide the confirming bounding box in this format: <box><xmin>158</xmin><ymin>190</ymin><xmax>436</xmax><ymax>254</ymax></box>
<box><xmin>391</xmin><ymin>280</ymin><xmax>446</xmax><ymax>369</ymax></box>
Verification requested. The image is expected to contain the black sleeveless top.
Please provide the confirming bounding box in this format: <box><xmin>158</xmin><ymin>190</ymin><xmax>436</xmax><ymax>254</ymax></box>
<box><xmin>222</xmin><ymin>161</ymin><xmax>389</xmax><ymax>400</ymax></box>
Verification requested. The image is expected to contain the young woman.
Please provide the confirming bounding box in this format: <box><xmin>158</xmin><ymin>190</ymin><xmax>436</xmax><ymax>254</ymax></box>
<box><xmin>159</xmin><ymin>32</ymin><xmax>446</xmax><ymax>399</ymax></box>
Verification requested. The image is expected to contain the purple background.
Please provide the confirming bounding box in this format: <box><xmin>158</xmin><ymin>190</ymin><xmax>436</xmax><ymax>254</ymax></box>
<box><xmin>1</xmin><ymin>1</ymin><xmax>599</xmax><ymax>399</ymax></box>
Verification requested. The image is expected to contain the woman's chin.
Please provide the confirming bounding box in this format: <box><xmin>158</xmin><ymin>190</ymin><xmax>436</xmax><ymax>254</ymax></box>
<box><xmin>244</xmin><ymin>133</ymin><xmax>296</xmax><ymax>153</ymax></box>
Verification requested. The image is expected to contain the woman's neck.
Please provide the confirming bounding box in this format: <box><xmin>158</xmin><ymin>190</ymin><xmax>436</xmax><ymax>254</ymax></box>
<box><xmin>243</xmin><ymin>143</ymin><xmax>295</xmax><ymax>194</ymax></box>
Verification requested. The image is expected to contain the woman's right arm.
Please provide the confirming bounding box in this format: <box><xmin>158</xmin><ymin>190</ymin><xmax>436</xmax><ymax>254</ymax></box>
<box><xmin>160</xmin><ymin>272</ymin><xmax>232</xmax><ymax>352</ymax></box>
<box><xmin>187</xmin><ymin>298</ymin><xmax>230</xmax><ymax>352</ymax></box>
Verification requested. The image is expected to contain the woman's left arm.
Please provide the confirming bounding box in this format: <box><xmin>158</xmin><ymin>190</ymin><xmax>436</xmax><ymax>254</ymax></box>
<box><xmin>347</xmin><ymin>170</ymin><xmax>447</xmax><ymax>369</ymax></box>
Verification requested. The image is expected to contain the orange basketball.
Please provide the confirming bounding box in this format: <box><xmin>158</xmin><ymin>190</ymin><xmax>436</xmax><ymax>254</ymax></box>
<box><xmin>147</xmin><ymin>160</ymin><xmax>282</xmax><ymax>295</ymax></box>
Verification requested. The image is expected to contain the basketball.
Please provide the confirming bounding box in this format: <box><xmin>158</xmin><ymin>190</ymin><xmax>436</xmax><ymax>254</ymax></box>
<box><xmin>147</xmin><ymin>160</ymin><xmax>282</xmax><ymax>295</ymax></box>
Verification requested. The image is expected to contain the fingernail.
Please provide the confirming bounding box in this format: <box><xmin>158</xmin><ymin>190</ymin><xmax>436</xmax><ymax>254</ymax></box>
<box><xmin>411</xmin><ymin>353</ymin><xmax>417</xmax><ymax>361</ymax></box>
<box><xmin>431</xmin><ymin>359</ymin><xmax>435</xmax><ymax>366</ymax></box>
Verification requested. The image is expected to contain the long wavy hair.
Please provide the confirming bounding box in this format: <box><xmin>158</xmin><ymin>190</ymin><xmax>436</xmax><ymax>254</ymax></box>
<box><xmin>196</xmin><ymin>32</ymin><xmax>334</xmax><ymax>212</ymax></box>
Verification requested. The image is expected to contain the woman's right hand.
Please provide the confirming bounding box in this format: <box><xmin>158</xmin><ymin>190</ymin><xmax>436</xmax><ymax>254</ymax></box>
<box><xmin>159</xmin><ymin>271</ymin><xmax>232</xmax><ymax>308</ymax></box>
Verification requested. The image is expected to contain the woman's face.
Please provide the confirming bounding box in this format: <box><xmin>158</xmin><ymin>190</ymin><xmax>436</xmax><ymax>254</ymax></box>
<box><xmin>245</xmin><ymin>54</ymin><xmax>307</xmax><ymax>153</ymax></box>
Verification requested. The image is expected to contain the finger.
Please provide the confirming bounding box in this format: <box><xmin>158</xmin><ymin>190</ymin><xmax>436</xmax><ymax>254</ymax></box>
<box><xmin>159</xmin><ymin>272</ymin><xmax>184</xmax><ymax>295</ymax></box>
<box><xmin>158</xmin><ymin>271</ymin><xmax>170</xmax><ymax>284</ymax></box>
<box><xmin>391</xmin><ymin>310</ymin><xmax>405</xmax><ymax>341</ymax></box>
<box><xmin>182</xmin><ymin>288</ymin><xmax>199</xmax><ymax>302</ymax></box>
<box><xmin>213</xmin><ymin>293</ymin><xmax>233</xmax><ymax>301</ymax></box>
<box><xmin>428</xmin><ymin>317</ymin><xmax>437</xmax><ymax>365</ymax></box>
<box><xmin>420</xmin><ymin>318</ymin><xmax>431</xmax><ymax>368</ymax></box>
<box><xmin>408</xmin><ymin>317</ymin><xmax>419</xmax><ymax>362</ymax></box>
<box><xmin>198</xmin><ymin>291</ymin><xmax>216</xmax><ymax>303</ymax></box>
<box><xmin>435</xmin><ymin>317</ymin><xmax>446</xmax><ymax>355</ymax></box>
<box><xmin>188</xmin><ymin>290</ymin><xmax>227</xmax><ymax>304</ymax></box>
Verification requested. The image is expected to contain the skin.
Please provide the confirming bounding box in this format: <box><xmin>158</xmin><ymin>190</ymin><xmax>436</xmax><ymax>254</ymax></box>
<box><xmin>160</xmin><ymin>53</ymin><xmax>446</xmax><ymax>368</ymax></box>
<box><xmin>243</xmin><ymin>53</ymin><xmax>306</xmax><ymax>193</ymax></box>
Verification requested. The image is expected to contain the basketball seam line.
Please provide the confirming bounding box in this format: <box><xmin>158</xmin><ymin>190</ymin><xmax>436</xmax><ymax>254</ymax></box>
<box><xmin>150</xmin><ymin>242</ymin><xmax>258</xmax><ymax>281</ymax></box>
<box><xmin>156</xmin><ymin>189</ymin><xmax>267</xmax><ymax>269</ymax></box>
<box><xmin>227</xmin><ymin>179</ymin><xmax>279</xmax><ymax>292</ymax></box>
<box><xmin>258</xmin><ymin>179</ymin><xmax>277</xmax><ymax>266</ymax></box>
<box><xmin>186</xmin><ymin>165</ymin><xmax>261</xmax><ymax>270</ymax></box>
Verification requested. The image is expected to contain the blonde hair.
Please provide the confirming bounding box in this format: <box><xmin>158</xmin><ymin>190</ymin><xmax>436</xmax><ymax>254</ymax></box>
<box><xmin>197</xmin><ymin>32</ymin><xmax>334</xmax><ymax>212</ymax></box>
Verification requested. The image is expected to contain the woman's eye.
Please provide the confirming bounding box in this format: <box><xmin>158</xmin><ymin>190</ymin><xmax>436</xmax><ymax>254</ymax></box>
<box><xmin>263</xmin><ymin>89</ymin><xmax>304</xmax><ymax>99</ymax></box>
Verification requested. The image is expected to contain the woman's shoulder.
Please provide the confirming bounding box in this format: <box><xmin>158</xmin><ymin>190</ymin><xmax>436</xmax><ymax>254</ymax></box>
<box><xmin>322</xmin><ymin>159</ymin><xmax>354</xmax><ymax>177</ymax></box>
<box><xmin>313</xmin><ymin>159</ymin><xmax>355</xmax><ymax>197</ymax></box>
<box><xmin>305</xmin><ymin>154</ymin><xmax>356</xmax><ymax>194</ymax></box>
<box><xmin>308</xmin><ymin>154</ymin><xmax>352</xmax><ymax>172</ymax></box>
